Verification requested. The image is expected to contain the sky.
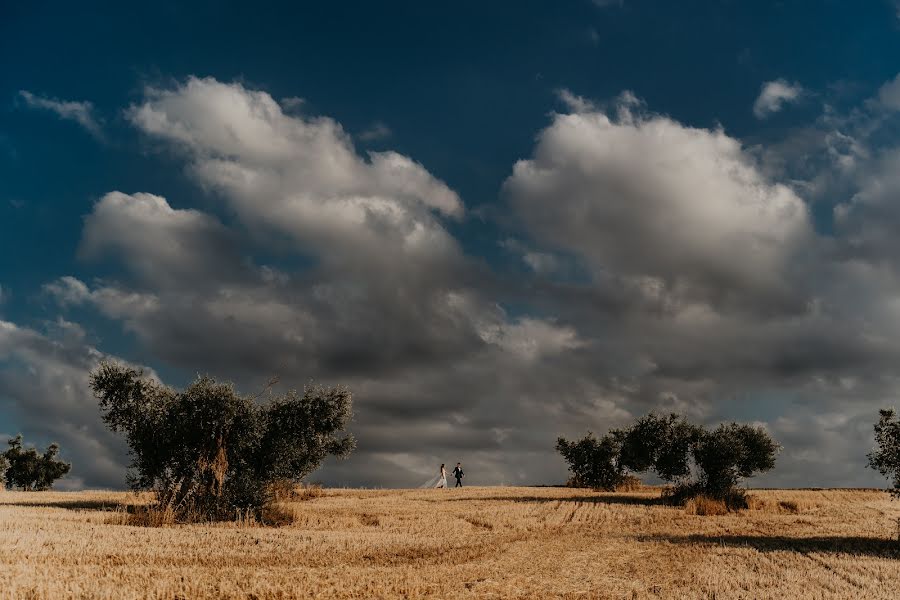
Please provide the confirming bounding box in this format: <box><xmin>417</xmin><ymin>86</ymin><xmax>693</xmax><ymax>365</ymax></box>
<box><xmin>2</xmin><ymin>0</ymin><xmax>900</xmax><ymax>489</ymax></box>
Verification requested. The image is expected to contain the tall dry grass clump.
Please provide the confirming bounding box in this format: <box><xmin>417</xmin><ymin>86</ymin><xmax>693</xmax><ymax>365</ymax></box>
<box><xmin>269</xmin><ymin>479</ymin><xmax>324</xmax><ymax>502</ymax></box>
<box><xmin>745</xmin><ymin>495</ymin><xmax>805</xmax><ymax>514</ymax></box>
<box><xmin>683</xmin><ymin>495</ymin><xmax>728</xmax><ymax>516</ymax></box>
<box><xmin>126</xmin><ymin>503</ymin><xmax>177</xmax><ymax>527</ymax></box>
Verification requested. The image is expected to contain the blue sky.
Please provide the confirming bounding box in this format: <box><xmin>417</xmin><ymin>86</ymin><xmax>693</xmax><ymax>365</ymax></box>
<box><xmin>2</xmin><ymin>1</ymin><xmax>900</xmax><ymax>489</ymax></box>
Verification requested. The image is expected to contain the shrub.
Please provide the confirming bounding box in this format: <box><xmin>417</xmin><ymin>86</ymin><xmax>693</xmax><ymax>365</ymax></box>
<box><xmin>89</xmin><ymin>361</ymin><xmax>354</xmax><ymax>522</ymax></box>
<box><xmin>2</xmin><ymin>435</ymin><xmax>71</xmax><ymax>491</ymax></box>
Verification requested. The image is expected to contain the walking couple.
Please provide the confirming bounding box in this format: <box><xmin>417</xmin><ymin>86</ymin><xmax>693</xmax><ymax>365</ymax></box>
<box><xmin>435</xmin><ymin>462</ymin><xmax>464</xmax><ymax>488</ymax></box>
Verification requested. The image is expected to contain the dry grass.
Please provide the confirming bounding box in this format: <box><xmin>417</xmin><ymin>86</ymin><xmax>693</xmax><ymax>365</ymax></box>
<box><xmin>1</xmin><ymin>486</ymin><xmax>899</xmax><ymax>599</ymax></box>
<box><xmin>683</xmin><ymin>495</ymin><xmax>728</xmax><ymax>516</ymax></box>
<box><xmin>614</xmin><ymin>475</ymin><xmax>644</xmax><ymax>492</ymax></box>
<box><xmin>269</xmin><ymin>479</ymin><xmax>325</xmax><ymax>503</ymax></box>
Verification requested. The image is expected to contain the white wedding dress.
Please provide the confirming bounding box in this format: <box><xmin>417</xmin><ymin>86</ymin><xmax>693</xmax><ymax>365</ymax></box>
<box><xmin>419</xmin><ymin>469</ymin><xmax>448</xmax><ymax>489</ymax></box>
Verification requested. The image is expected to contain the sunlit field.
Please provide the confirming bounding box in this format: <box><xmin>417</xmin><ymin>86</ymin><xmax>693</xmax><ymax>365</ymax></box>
<box><xmin>1</xmin><ymin>486</ymin><xmax>899</xmax><ymax>599</ymax></box>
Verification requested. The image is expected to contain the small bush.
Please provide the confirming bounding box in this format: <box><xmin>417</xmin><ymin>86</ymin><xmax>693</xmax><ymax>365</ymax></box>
<box><xmin>684</xmin><ymin>495</ymin><xmax>728</xmax><ymax>516</ymax></box>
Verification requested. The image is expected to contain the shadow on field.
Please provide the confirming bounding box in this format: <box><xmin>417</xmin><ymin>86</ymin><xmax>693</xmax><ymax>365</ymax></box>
<box><xmin>649</xmin><ymin>534</ymin><xmax>900</xmax><ymax>558</ymax></box>
<box><xmin>443</xmin><ymin>494</ymin><xmax>661</xmax><ymax>506</ymax></box>
<box><xmin>0</xmin><ymin>499</ymin><xmax>129</xmax><ymax>511</ymax></box>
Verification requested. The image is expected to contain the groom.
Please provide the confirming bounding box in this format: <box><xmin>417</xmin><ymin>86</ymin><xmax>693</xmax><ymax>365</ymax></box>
<box><xmin>452</xmin><ymin>462</ymin><xmax>464</xmax><ymax>487</ymax></box>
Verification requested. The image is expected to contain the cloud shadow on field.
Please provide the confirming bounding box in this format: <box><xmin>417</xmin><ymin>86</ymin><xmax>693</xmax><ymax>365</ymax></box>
<box><xmin>648</xmin><ymin>534</ymin><xmax>900</xmax><ymax>558</ymax></box>
<box><xmin>0</xmin><ymin>498</ymin><xmax>129</xmax><ymax>511</ymax></box>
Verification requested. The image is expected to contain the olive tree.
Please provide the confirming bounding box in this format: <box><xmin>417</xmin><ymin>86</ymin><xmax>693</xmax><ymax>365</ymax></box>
<box><xmin>89</xmin><ymin>361</ymin><xmax>355</xmax><ymax>520</ymax></box>
<box><xmin>692</xmin><ymin>423</ymin><xmax>778</xmax><ymax>501</ymax></box>
<box><xmin>558</xmin><ymin>413</ymin><xmax>779</xmax><ymax>506</ymax></box>
<box><xmin>3</xmin><ymin>435</ymin><xmax>71</xmax><ymax>491</ymax></box>
<box><xmin>618</xmin><ymin>413</ymin><xmax>700</xmax><ymax>484</ymax></box>
<box><xmin>556</xmin><ymin>431</ymin><xmax>625</xmax><ymax>490</ymax></box>
<box><xmin>867</xmin><ymin>409</ymin><xmax>900</xmax><ymax>499</ymax></box>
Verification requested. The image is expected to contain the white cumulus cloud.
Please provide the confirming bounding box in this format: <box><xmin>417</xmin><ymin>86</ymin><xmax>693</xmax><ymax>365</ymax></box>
<box><xmin>126</xmin><ymin>77</ymin><xmax>464</xmax><ymax>278</ymax></box>
<box><xmin>505</xmin><ymin>94</ymin><xmax>812</xmax><ymax>312</ymax></box>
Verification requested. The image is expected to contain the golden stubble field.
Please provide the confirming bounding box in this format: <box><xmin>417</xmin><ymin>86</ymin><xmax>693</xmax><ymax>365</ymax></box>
<box><xmin>1</xmin><ymin>486</ymin><xmax>899</xmax><ymax>599</ymax></box>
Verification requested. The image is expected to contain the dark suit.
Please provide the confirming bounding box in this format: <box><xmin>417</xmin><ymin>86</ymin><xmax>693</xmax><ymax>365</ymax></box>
<box><xmin>452</xmin><ymin>466</ymin><xmax>464</xmax><ymax>487</ymax></box>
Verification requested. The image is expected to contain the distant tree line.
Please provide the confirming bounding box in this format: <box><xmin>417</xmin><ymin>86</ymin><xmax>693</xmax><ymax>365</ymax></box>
<box><xmin>1</xmin><ymin>435</ymin><xmax>71</xmax><ymax>491</ymax></box>
<box><xmin>557</xmin><ymin>413</ymin><xmax>779</xmax><ymax>509</ymax></box>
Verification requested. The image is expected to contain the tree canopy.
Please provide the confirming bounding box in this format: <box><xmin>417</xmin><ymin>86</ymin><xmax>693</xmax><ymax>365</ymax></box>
<box><xmin>558</xmin><ymin>413</ymin><xmax>779</xmax><ymax>505</ymax></box>
<box><xmin>867</xmin><ymin>408</ymin><xmax>900</xmax><ymax>499</ymax></box>
<box><xmin>555</xmin><ymin>431</ymin><xmax>625</xmax><ymax>491</ymax></box>
<box><xmin>3</xmin><ymin>435</ymin><xmax>71</xmax><ymax>491</ymax></box>
<box><xmin>618</xmin><ymin>413</ymin><xmax>700</xmax><ymax>483</ymax></box>
<box><xmin>89</xmin><ymin>361</ymin><xmax>355</xmax><ymax>520</ymax></box>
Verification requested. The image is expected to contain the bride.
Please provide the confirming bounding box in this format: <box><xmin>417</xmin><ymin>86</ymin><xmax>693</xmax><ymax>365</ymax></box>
<box><xmin>435</xmin><ymin>464</ymin><xmax>448</xmax><ymax>488</ymax></box>
<box><xmin>419</xmin><ymin>463</ymin><xmax>449</xmax><ymax>489</ymax></box>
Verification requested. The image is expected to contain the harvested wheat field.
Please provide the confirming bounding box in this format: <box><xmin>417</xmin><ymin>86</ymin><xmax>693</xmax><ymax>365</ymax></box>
<box><xmin>1</xmin><ymin>486</ymin><xmax>899</xmax><ymax>599</ymax></box>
